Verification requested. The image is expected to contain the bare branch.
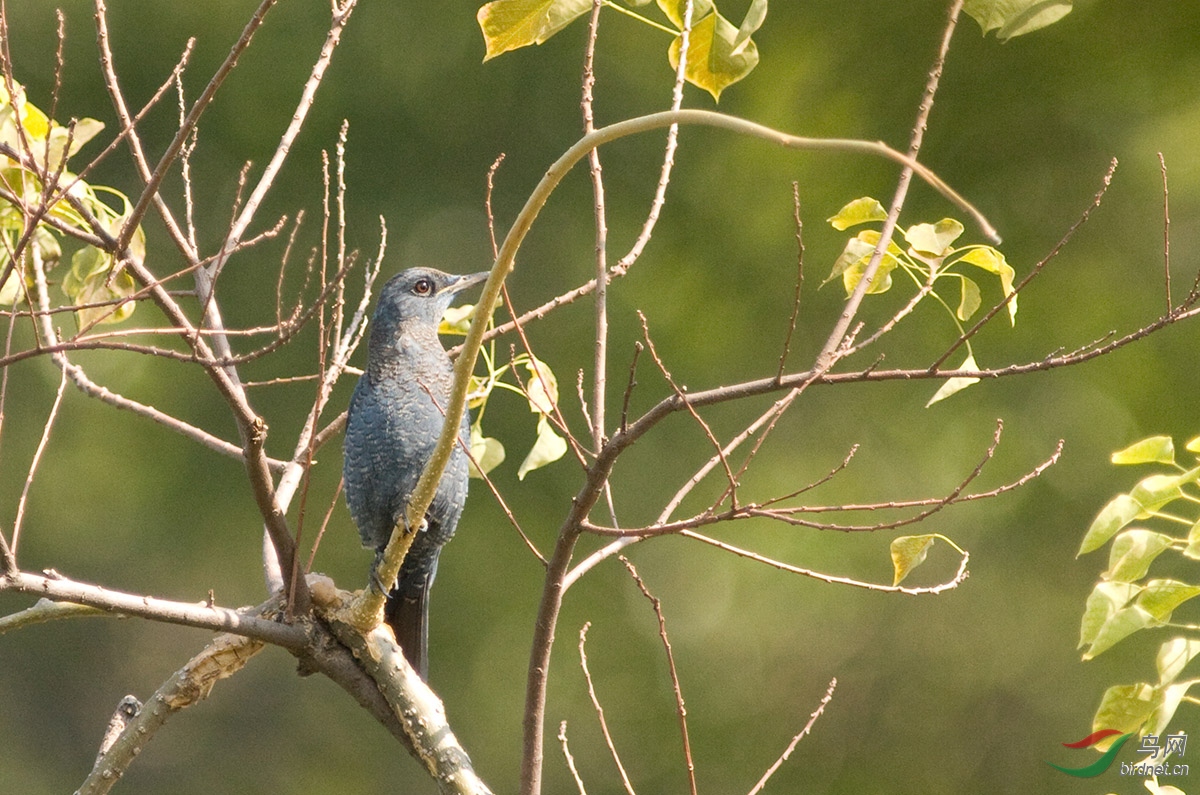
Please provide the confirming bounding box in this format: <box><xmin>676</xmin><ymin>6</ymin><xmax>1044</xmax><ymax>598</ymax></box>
<box><xmin>747</xmin><ymin>678</ymin><xmax>838</xmax><ymax>795</ymax></box>
<box><xmin>579</xmin><ymin>622</ymin><xmax>637</xmax><ymax>795</ymax></box>
<box><xmin>77</xmin><ymin>632</ymin><xmax>266</xmax><ymax>795</ymax></box>
<box><xmin>620</xmin><ymin>557</ymin><xmax>697</xmax><ymax>795</ymax></box>
<box><xmin>557</xmin><ymin>722</ymin><xmax>589</xmax><ymax>795</ymax></box>
<box><xmin>0</xmin><ymin>569</ymin><xmax>305</xmax><ymax>647</ymax></box>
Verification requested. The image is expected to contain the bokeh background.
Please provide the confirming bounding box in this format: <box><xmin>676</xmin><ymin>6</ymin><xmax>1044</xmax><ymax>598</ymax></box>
<box><xmin>2</xmin><ymin>1</ymin><xmax>1199</xmax><ymax>793</ymax></box>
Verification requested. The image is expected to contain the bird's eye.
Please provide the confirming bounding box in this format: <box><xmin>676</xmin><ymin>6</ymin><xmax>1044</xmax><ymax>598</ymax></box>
<box><xmin>412</xmin><ymin>278</ymin><xmax>434</xmax><ymax>296</ymax></box>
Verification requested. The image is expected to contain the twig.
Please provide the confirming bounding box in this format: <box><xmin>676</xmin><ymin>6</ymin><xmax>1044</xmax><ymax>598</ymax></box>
<box><xmin>578</xmin><ymin>622</ymin><xmax>637</xmax><ymax>795</ymax></box>
<box><xmin>681</xmin><ymin>529</ymin><xmax>970</xmax><ymax>595</ymax></box>
<box><xmin>0</xmin><ymin>569</ymin><xmax>305</xmax><ymax>647</ymax></box>
<box><xmin>77</xmin><ymin>632</ymin><xmax>267</xmax><ymax>795</ymax></box>
<box><xmin>927</xmin><ymin>156</ymin><xmax>1119</xmax><ymax>372</ymax></box>
<box><xmin>747</xmin><ymin>678</ymin><xmax>838</xmax><ymax>795</ymax></box>
<box><xmin>1160</xmin><ymin>152</ymin><xmax>1172</xmax><ymax>311</ymax></box>
<box><xmin>620</xmin><ymin>557</ymin><xmax>697</xmax><ymax>795</ymax></box>
<box><xmin>11</xmin><ymin>363</ymin><xmax>66</xmax><ymax>554</ymax></box>
<box><xmin>558</xmin><ymin>722</ymin><xmax>588</xmax><ymax>795</ymax></box>
<box><xmin>776</xmin><ymin>182</ymin><xmax>805</xmax><ymax>381</ymax></box>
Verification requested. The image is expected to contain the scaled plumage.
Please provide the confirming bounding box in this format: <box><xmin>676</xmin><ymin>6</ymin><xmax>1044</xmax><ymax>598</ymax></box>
<box><xmin>343</xmin><ymin>267</ymin><xmax>486</xmax><ymax>678</ymax></box>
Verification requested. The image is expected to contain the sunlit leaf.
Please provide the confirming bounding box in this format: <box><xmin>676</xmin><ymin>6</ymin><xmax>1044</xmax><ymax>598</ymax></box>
<box><xmin>827</xmin><ymin>197</ymin><xmax>887</xmax><ymax>231</ymax></box>
<box><xmin>956</xmin><ymin>276</ymin><xmax>981</xmax><ymax>321</ymax></box>
<box><xmin>468</xmin><ymin>421</ymin><xmax>506</xmax><ymax>478</ymax></box>
<box><xmin>956</xmin><ymin>246</ymin><xmax>1017</xmax><ymax>324</ymax></box>
<box><xmin>1112</xmin><ymin>435</ymin><xmax>1176</xmax><ymax>466</ymax></box>
<box><xmin>1129</xmin><ymin>473</ymin><xmax>1186</xmax><ymax>517</ymax></box>
<box><xmin>1079</xmin><ymin>580</ymin><xmax>1138</xmax><ymax>649</ymax></box>
<box><xmin>667</xmin><ymin>10</ymin><xmax>759</xmax><ymax>101</ymax></box>
<box><xmin>925</xmin><ymin>352</ymin><xmax>980</xmax><ymax>407</ymax></box>
<box><xmin>1135</xmin><ymin>579</ymin><xmax>1200</xmax><ymax>623</ymax></box>
<box><xmin>440</xmin><ymin>303</ymin><xmax>476</xmax><ymax>335</ymax></box>
<box><xmin>1156</xmin><ymin>637</ymin><xmax>1200</xmax><ymax>685</ymax></box>
<box><xmin>1079</xmin><ymin>494</ymin><xmax>1141</xmax><ymax>555</ymax></box>
<box><xmin>656</xmin><ymin>0</ymin><xmax>716</xmax><ymax>29</ymax></box>
<box><xmin>963</xmin><ymin>0</ymin><xmax>1073</xmax><ymax>40</ymax></box>
<box><xmin>477</xmin><ymin>0</ymin><xmax>594</xmax><ymax>61</ymax></box>
<box><xmin>518</xmin><ymin>414</ymin><xmax>568</xmax><ymax>480</ymax></box>
<box><xmin>1092</xmin><ymin>682</ymin><xmax>1158</xmax><ymax>735</ymax></box>
<box><xmin>1185</xmin><ymin>435</ymin><xmax>1200</xmax><ymax>454</ymax></box>
<box><xmin>904</xmin><ymin>218</ymin><xmax>964</xmax><ymax>257</ymax></box>
<box><xmin>826</xmin><ymin>230</ymin><xmax>902</xmax><ymax>296</ymax></box>
<box><xmin>730</xmin><ymin>0</ymin><xmax>768</xmax><ymax>56</ymax></box>
<box><xmin>890</xmin><ymin>534</ymin><xmax>936</xmax><ymax>585</ymax></box>
<box><xmin>1104</xmin><ymin>529</ymin><xmax>1174</xmax><ymax>583</ymax></box>
<box><xmin>1082</xmin><ymin>602</ymin><xmax>1156</xmax><ymax>660</ymax></box>
<box><xmin>1146</xmin><ymin>681</ymin><xmax>1193</xmax><ymax>742</ymax></box>
<box><xmin>62</xmin><ymin>247</ymin><xmax>136</xmax><ymax>327</ymax></box>
<box><xmin>522</xmin><ymin>356</ymin><xmax>559</xmax><ymax>414</ymax></box>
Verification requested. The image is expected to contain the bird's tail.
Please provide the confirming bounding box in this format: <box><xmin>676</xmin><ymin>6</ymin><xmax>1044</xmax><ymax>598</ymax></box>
<box><xmin>385</xmin><ymin>579</ymin><xmax>431</xmax><ymax>680</ymax></box>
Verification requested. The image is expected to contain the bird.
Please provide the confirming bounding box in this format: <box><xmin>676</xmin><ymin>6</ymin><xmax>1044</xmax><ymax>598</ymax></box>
<box><xmin>342</xmin><ymin>266</ymin><xmax>488</xmax><ymax>679</ymax></box>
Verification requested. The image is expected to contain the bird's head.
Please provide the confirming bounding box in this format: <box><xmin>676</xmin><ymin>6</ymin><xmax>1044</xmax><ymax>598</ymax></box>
<box><xmin>373</xmin><ymin>267</ymin><xmax>489</xmax><ymax>330</ymax></box>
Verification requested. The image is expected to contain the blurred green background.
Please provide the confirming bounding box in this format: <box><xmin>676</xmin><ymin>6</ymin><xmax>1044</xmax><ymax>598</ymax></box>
<box><xmin>2</xmin><ymin>1</ymin><xmax>1199</xmax><ymax>793</ymax></box>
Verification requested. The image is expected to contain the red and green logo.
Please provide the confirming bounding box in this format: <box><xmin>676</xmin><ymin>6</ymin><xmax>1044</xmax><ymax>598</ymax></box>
<box><xmin>1047</xmin><ymin>729</ymin><xmax>1133</xmax><ymax>778</ymax></box>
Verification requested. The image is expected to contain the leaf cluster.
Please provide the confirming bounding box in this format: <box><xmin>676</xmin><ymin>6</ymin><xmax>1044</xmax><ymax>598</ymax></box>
<box><xmin>0</xmin><ymin>81</ymin><xmax>143</xmax><ymax>327</ymax></box>
<box><xmin>1077</xmin><ymin>435</ymin><xmax>1200</xmax><ymax>747</ymax></box>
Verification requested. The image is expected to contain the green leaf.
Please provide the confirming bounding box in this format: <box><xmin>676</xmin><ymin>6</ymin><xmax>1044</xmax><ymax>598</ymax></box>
<box><xmin>61</xmin><ymin>247</ymin><xmax>136</xmax><ymax>327</ymax></box>
<box><xmin>963</xmin><ymin>0</ymin><xmax>1073</xmax><ymax>40</ymax></box>
<box><xmin>1147</xmin><ymin>681</ymin><xmax>1193</xmax><ymax>741</ymax></box>
<box><xmin>522</xmin><ymin>356</ymin><xmax>559</xmax><ymax>414</ymax></box>
<box><xmin>477</xmin><ymin>0</ymin><xmax>594</xmax><ymax>61</ymax></box>
<box><xmin>667</xmin><ymin>10</ymin><xmax>759</xmax><ymax>101</ymax></box>
<box><xmin>1079</xmin><ymin>494</ymin><xmax>1141</xmax><ymax>555</ymax></box>
<box><xmin>1135</xmin><ymin>578</ymin><xmax>1200</xmax><ymax>623</ymax></box>
<box><xmin>1112</xmin><ymin>435</ymin><xmax>1177</xmax><ymax>466</ymax></box>
<box><xmin>730</xmin><ymin>0</ymin><xmax>768</xmax><ymax>57</ymax></box>
<box><xmin>827</xmin><ymin>197</ymin><xmax>886</xmax><ymax>231</ymax></box>
<box><xmin>468</xmin><ymin>422</ymin><xmax>506</xmax><ymax>478</ymax></box>
<box><xmin>1082</xmin><ymin>603</ymin><xmax>1156</xmax><ymax>660</ymax></box>
<box><xmin>826</xmin><ymin>230</ymin><xmax>901</xmax><ymax>295</ymax></box>
<box><xmin>1092</xmin><ymin>683</ymin><xmax>1159</xmax><ymax>737</ymax></box>
<box><xmin>1130</xmin><ymin>473</ymin><xmax>1186</xmax><ymax>516</ymax></box>
<box><xmin>1185</xmin><ymin>435</ymin><xmax>1200</xmax><ymax>454</ymax></box>
<box><xmin>1156</xmin><ymin>637</ymin><xmax>1200</xmax><ymax>685</ymax></box>
<box><xmin>956</xmin><ymin>276</ymin><xmax>981</xmax><ymax>321</ymax></box>
<box><xmin>903</xmin><ymin>218</ymin><xmax>964</xmax><ymax>257</ymax></box>
<box><xmin>656</xmin><ymin>0</ymin><xmax>716</xmax><ymax>29</ymax></box>
<box><xmin>890</xmin><ymin>534</ymin><xmax>936</xmax><ymax>586</ymax></box>
<box><xmin>439</xmin><ymin>303</ymin><xmax>476</xmax><ymax>335</ymax></box>
<box><xmin>925</xmin><ymin>352</ymin><xmax>980</xmax><ymax>408</ymax></box>
<box><xmin>1184</xmin><ymin>519</ymin><xmax>1200</xmax><ymax>560</ymax></box>
<box><xmin>1079</xmin><ymin>580</ymin><xmax>1139</xmax><ymax>649</ymax></box>
<box><xmin>518</xmin><ymin>414</ymin><xmax>568</xmax><ymax>480</ymax></box>
<box><xmin>1104</xmin><ymin>529</ymin><xmax>1175</xmax><ymax>583</ymax></box>
<box><xmin>956</xmin><ymin>246</ymin><xmax>1017</xmax><ymax>324</ymax></box>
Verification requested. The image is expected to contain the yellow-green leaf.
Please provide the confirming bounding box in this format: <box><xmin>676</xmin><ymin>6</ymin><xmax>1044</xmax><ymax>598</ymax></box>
<box><xmin>518</xmin><ymin>414</ymin><xmax>567</xmax><ymax>479</ymax></box>
<box><xmin>667</xmin><ymin>11</ymin><xmax>759</xmax><ymax>101</ymax></box>
<box><xmin>956</xmin><ymin>276</ymin><xmax>981</xmax><ymax>321</ymax></box>
<box><xmin>904</xmin><ymin>218</ymin><xmax>964</xmax><ymax>257</ymax></box>
<box><xmin>827</xmin><ymin>197</ymin><xmax>886</xmax><ymax>231</ymax></box>
<box><xmin>522</xmin><ymin>356</ymin><xmax>559</xmax><ymax>414</ymax></box>
<box><xmin>1079</xmin><ymin>494</ymin><xmax>1141</xmax><ymax>555</ymax></box>
<box><xmin>964</xmin><ymin>0</ymin><xmax>1073</xmax><ymax>40</ymax></box>
<box><xmin>890</xmin><ymin>534</ymin><xmax>936</xmax><ymax>585</ymax></box>
<box><xmin>440</xmin><ymin>303</ymin><xmax>476</xmax><ymax>335</ymax></box>
<box><xmin>477</xmin><ymin>0</ymin><xmax>594</xmax><ymax>61</ymax></box>
<box><xmin>1111</xmin><ymin>435</ymin><xmax>1176</xmax><ymax>466</ymax></box>
<box><xmin>956</xmin><ymin>246</ymin><xmax>1017</xmax><ymax>324</ymax></box>
<box><xmin>468</xmin><ymin>422</ymin><xmax>506</xmax><ymax>478</ymax></box>
<box><xmin>925</xmin><ymin>352</ymin><xmax>980</xmax><ymax>407</ymax></box>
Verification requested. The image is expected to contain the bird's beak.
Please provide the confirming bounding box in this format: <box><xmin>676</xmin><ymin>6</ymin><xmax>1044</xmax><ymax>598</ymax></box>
<box><xmin>442</xmin><ymin>271</ymin><xmax>490</xmax><ymax>296</ymax></box>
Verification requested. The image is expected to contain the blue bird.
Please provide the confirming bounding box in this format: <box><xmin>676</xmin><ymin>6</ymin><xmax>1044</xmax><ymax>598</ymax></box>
<box><xmin>343</xmin><ymin>267</ymin><xmax>487</xmax><ymax>678</ymax></box>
